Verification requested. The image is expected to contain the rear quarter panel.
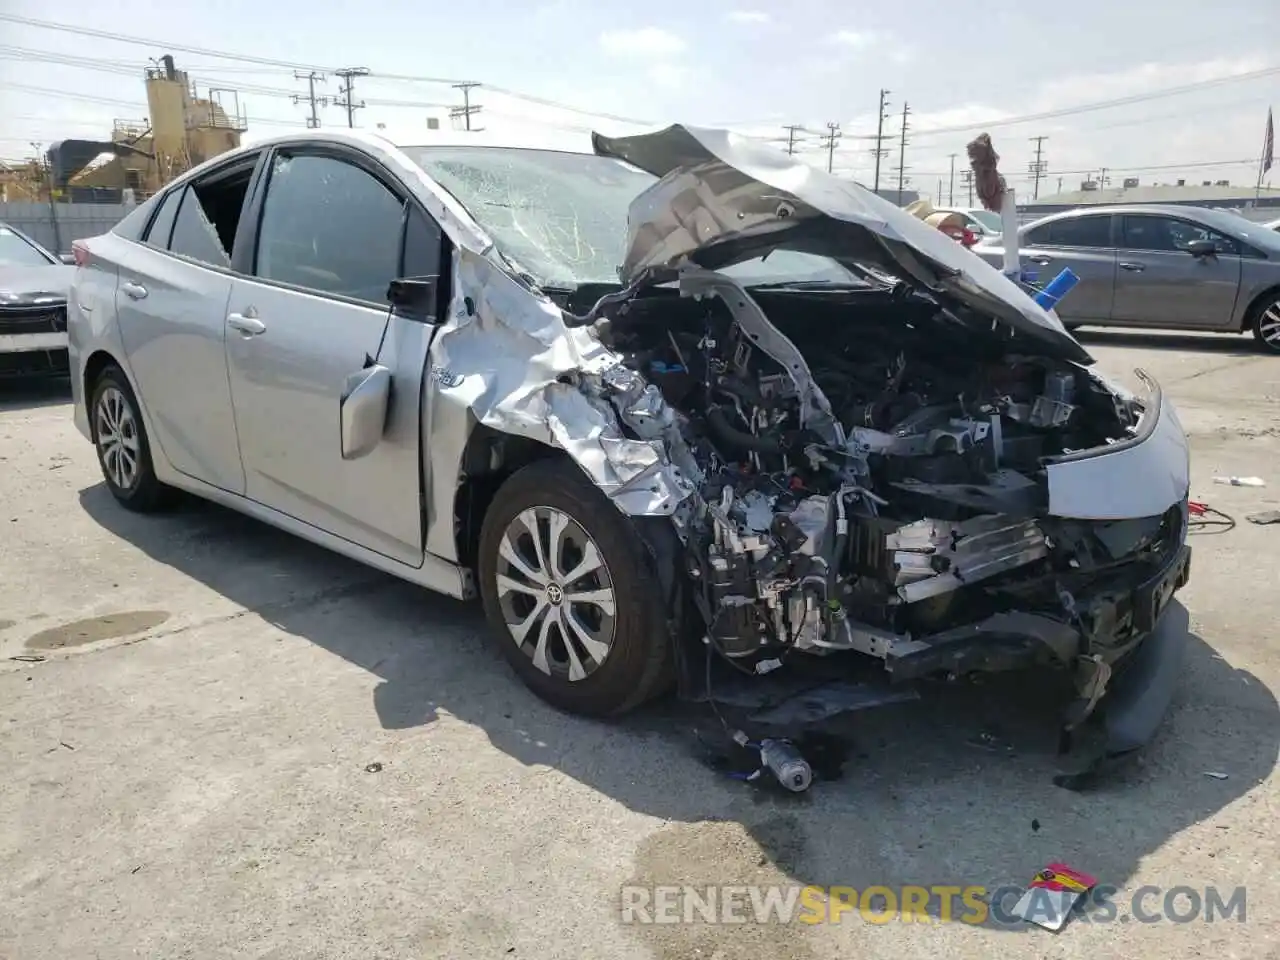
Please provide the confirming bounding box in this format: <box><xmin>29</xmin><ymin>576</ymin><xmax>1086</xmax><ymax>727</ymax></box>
<box><xmin>67</xmin><ymin>233</ymin><xmax>129</xmax><ymax>441</ymax></box>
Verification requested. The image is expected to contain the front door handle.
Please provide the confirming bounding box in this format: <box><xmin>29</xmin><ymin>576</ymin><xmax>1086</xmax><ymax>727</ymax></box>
<box><xmin>122</xmin><ymin>281</ymin><xmax>148</xmax><ymax>300</ymax></box>
<box><xmin>1027</xmin><ymin>255</ymin><xmax>1053</xmax><ymax>265</ymax></box>
<box><xmin>1119</xmin><ymin>262</ymin><xmax>1145</xmax><ymax>272</ymax></box>
<box><xmin>228</xmin><ymin>313</ymin><xmax>266</xmax><ymax>337</ymax></box>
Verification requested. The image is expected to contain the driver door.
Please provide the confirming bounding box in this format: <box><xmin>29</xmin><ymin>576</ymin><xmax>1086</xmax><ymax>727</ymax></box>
<box><xmin>224</xmin><ymin>145</ymin><xmax>445</xmax><ymax>565</ymax></box>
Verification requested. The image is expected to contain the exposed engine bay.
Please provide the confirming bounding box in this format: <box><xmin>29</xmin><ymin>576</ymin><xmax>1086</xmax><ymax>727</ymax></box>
<box><xmin>578</xmin><ymin>268</ymin><xmax>1189</xmax><ymax>696</ymax></box>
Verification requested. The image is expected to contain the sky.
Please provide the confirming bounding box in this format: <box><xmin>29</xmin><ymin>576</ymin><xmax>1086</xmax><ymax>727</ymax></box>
<box><xmin>1</xmin><ymin>0</ymin><xmax>1276</xmax><ymax>201</ymax></box>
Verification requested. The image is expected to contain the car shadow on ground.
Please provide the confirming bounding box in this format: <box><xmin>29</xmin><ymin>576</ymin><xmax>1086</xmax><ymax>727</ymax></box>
<box><xmin>1075</xmin><ymin>328</ymin><xmax>1263</xmax><ymax>356</ymax></box>
<box><xmin>0</xmin><ymin>375</ymin><xmax>71</xmax><ymax>413</ymax></box>
<box><xmin>78</xmin><ymin>484</ymin><xmax>1279</xmax><ymax>939</ymax></box>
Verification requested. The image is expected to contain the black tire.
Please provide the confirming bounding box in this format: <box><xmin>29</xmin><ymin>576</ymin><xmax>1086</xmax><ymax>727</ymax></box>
<box><xmin>89</xmin><ymin>364</ymin><xmax>173</xmax><ymax>512</ymax></box>
<box><xmin>477</xmin><ymin>457</ymin><xmax>673</xmax><ymax>717</ymax></box>
<box><xmin>1250</xmin><ymin>295</ymin><xmax>1280</xmax><ymax>354</ymax></box>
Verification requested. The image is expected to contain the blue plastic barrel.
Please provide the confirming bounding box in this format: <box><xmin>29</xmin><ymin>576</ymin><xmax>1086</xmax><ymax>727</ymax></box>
<box><xmin>1033</xmin><ymin>268</ymin><xmax>1080</xmax><ymax>310</ymax></box>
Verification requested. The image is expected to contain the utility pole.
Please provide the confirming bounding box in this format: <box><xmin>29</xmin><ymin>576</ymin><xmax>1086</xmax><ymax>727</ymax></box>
<box><xmin>893</xmin><ymin>102</ymin><xmax>911</xmax><ymax>204</ymax></box>
<box><xmin>948</xmin><ymin>152</ymin><xmax>957</xmax><ymax>205</ymax></box>
<box><xmin>781</xmin><ymin>124</ymin><xmax>804</xmax><ymax>155</ymax></box>
<box><xmin>1099</xmin><ymin>167</ymin><xmax>1110</xmax><ymax>190</ymax></box>
<box><xmin>332</xmin><ymin>67</ymin><xmax>370</xmax><ymax>128</ymax></box>
<box><xmin>30</xmin><ymin>141</ymin><xmax>62</xmax><ymax>253</ymax></box>
<box><xmin>961</xmin><ymin>169</ymin><xmax>975</xmax><ymax>206</ymax></box>
<box><xmin>1057</xmin><ymin>176</ymin><xmax>1063</xmax><ymax>193</ymax></box>
<box><xmin>450</xmin><ymin>82</ymin><xmax>483</xmax><ymax>132</ymax></box>
<box><xmin>1028</xmin><ymin>135</ymin><xmax>1048</xmax><ymax>199</ymax></box>
<box><xmin>937</xmin><ymin>178</ymin><xmax>942</xmax><ymax>202</ymax></box>
<box><xmin>819</xmin><ymin>122</ymin><xmax>841</xmax><ymax>173</ymax></box>
<box><xmin>870</xmin><ymin>88</ymin><xmax>891</xmax><ymax>193</ymax></box>
<box><xmin>292</xmin><ymin>71</ymin><xmax>328</xmax><ymax>129</ymax></box>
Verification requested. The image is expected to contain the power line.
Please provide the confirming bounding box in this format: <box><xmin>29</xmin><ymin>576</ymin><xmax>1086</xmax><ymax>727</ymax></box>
<box><xmin>450</xmin><ymin>82</ymin><xmax>483</xmax><ymax>132</ymax></box>
<box><xmin>908</xmin><ymin>64</ymin><xmax>1280</xmax><ymax>140</ymax></box>
<box><xmin>819</xmin><ymin>122</ymin><xmax>841</xmax><ymax>173</ymax></box>
<box><xmin>870</xmin><ymin>88</ymin><xmax>891</xmax><ymax>192</ymax></box>
<box><xmin>0</xmin><ymin>81</ymin><xmax>310</xmax><ymax>128</ymax></box>
<box><xmin>292</xmin><ymin>71</ymin><xmax>328</xmax><ymax>129</ymax></box>
<box><xmin>1028</xmin><ymin>135</ymin><xmax>1049</xmax><ymax>199</ymax></box>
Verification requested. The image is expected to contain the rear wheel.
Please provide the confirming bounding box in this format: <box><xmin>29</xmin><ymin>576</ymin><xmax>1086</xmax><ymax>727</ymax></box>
<box><xmin>477</xmin><ymin>458</ymin><xmax>673</xmax><ymax>717</ymax></box>
<box><xmin>1252</xmin><ymin>295</ymin><xmax>1280</xmax><ymax>354</ymax></box>
<box><xmin>90</xmin><ymin>365</ymin><xmax>173</xmax><ymax>512</ymax></box>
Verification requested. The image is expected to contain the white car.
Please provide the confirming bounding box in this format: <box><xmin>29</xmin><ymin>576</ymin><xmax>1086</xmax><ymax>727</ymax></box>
<box><xmin>934</xmin><ymin>206</ymin><xmax>1004</xmax><ymax>240</ymax></box>
<box><xmin>0</xmin><ymin>222</ymin><xmax>74</xmax><ymax>377</ymax></box>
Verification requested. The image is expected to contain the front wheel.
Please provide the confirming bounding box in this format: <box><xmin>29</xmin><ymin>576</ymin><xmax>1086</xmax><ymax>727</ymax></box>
<box><xmin>1252</xmin><ymin>296</ymin><xmax>1280</xmax><ymax>354</ymax></box>
<box><xmin>477</xmin><ymin>458</ymin><xmax>673</xmax><ymax>717</ymax></box>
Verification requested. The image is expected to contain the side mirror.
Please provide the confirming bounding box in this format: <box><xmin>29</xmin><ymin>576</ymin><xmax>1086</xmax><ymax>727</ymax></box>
<box><xmin>1187</xmin><ymin>239</ymin><xmax>1217</xmax><ymax>258</ymax></box>
<box><xmin>59</xmin><ymin>253</ymin><xmax>76</xmax><ymax>265</ymax></box>
<box><xmin>387</xmin><ymin>276</ymin><xmax>440</xmax><ymax>321</ymax></box>
<box><xmin>339</xmin><ymin>364</ymin><xmax>392</xmax><ymax>461</ymax></box>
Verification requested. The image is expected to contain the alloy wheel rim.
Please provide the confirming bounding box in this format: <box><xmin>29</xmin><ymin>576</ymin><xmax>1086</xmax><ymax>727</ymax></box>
<box><xmin>1260</xmin><ymin>302</ymin><xmax>1280</xmax><ymax>347</ymax></box>
<box><xmin>95</xmin><ymin>386</ymin><xmax>140</xmax><ymax>491</ymax></box>
<box><xmin>495</xmin><ymin>506</ymin><xmax>617</xmax><ymax>682</ymax></box>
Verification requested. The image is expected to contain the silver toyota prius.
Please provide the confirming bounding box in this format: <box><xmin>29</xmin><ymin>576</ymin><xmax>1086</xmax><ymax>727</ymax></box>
<box><xmin>67</xmin><ymin>126</ymin><xmax>1193</xmax><ymax>773</ymax></box>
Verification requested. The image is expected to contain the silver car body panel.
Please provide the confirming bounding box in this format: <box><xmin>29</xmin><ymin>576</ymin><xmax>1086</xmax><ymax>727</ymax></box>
<box><xmin>1045</xmin><ymin>371</ymin><xmax>1189</xmax><ymax>519</ymax></box>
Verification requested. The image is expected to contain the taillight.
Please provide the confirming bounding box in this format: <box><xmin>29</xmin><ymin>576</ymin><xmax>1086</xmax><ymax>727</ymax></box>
<box><xmin>71</xmin><ymin>240</ymin><xmax>91</xmax><ymax>267</ymax></box>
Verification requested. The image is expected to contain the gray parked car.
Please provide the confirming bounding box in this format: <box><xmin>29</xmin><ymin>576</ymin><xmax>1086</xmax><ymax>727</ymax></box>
<box><xmin>67</xmin><ymin>127</ymin><xmax>1193</xmax><ymax>770</ymax></box>
<box><xmin>0</xmin><ymin>221</ymin><xmax>74</xmax><ymax>377</ymax></box>
<box><xmin>974</xmin><ymin>204</ymin><xmax>1280</xmax><ymax>352</ymax></box>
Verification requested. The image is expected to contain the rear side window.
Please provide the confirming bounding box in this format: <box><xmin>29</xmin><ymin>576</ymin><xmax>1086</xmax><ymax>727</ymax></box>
<box><xmin>1027</xmin><ymin>216</ymin><xmax>1112</xmax><ymax>248</ymax></box>
<box><xmin>169</xmin><ymin>187</ymin><xmax>232</xmax><ymax>268</ymax></box>
<box><xmin>254</xmin><ymin>153</ymin><xmax>407</xmax><ymax>304</ymax></box>
<box><xmin>143</xmin><ymin>189</ymin><xmax>183</xmax><ymax>249</ymax></box>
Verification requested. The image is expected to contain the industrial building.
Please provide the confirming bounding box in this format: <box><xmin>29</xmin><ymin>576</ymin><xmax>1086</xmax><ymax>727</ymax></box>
<box><xmin>3</xmin><ymin>55</ymin><xmax>246</xmax><ymax>204</ymax></box>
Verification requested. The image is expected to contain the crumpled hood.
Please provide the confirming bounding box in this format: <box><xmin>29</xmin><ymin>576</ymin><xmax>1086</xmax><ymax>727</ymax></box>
<box><xmin>591</xmin><ymin>124</ymin><xmax>1091</xmax><ymax>365</ymax></box>
<box><xmin>0</xmin><ymin>264</ymin><xmax>73</xmax><ymax>305</ymax></box>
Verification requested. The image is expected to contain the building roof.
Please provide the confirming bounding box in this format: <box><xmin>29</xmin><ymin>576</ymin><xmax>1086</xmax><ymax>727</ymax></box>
<box><xmin>1028</xmin><ymin>183</ymin><xmax>1280</xmax><ymax>208</ymax></box>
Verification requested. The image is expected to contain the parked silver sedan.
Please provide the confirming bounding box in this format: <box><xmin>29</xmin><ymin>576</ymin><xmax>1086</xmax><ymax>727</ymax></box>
<box><xmin>974</xmin><ymin>204</ymin><xmax>1280</xmax><ymax>352</ymax></box>
<box><xmin>67</xmin><ymin>128</ymin><xmax>1194</xmax><ymax>769</ymax></box>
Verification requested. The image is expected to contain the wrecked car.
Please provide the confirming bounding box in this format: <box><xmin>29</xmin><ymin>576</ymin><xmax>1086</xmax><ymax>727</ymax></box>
<box><xmin>66</xmin><ymin>125</ymin><xmax>1192</xmax><ymax>765</ymax></box>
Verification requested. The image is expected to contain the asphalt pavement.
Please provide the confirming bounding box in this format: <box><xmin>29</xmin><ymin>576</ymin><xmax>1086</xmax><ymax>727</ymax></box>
<box><xmin>2</xmin><ymin>328</ymin><xmax>1278</xmax><ymax>960</ymax></box>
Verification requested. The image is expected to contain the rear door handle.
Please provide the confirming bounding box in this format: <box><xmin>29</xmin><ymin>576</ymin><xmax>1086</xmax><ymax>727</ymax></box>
<box><xmin>1119</xmin><ymin>262</ymin><xmax>1145</xmax><ymax>272</ymax></box>
<box><xmin>122</xmin><ymin>281</ymin><xmax>148</xmax><ymax>300</ymax></box>
<box><xmin>227</xmin><ymin>313</ymin><xmax>267</xmax><ymax>337</ymax></box>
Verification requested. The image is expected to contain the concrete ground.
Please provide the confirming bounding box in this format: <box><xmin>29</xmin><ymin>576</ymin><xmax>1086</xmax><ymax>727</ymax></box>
<box><xmin>2</xmin><ymin>329</ymin><xmax>1279</xmax><ymax>960</ymax></box>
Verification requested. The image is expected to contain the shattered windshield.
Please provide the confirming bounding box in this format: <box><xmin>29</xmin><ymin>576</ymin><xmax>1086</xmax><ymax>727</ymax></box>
<box><xmin>404</xmin><ymin>145</ymin><xmax>862</xmax><ymax>289</ymax></box>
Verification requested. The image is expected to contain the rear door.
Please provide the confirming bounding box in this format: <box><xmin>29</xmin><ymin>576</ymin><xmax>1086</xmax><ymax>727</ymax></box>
<box><xmin>224</xmin><ymin>144</ymin><xmax>443</xmax><ymax>566</ymax></box>
<box><xmin>113</xmin><ymin>153</ymin><xmax>262</xmax><ymax>494</ymax></box>
<box><xmin>1018</xmin><ymin>214</ymin><xmax>1117</xmax><ymax>323</ymax></box>
<box><xmin>1110</xmin><ymin>214</ymin><xmax>1242</xmax><ymax>328</ymax></box>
